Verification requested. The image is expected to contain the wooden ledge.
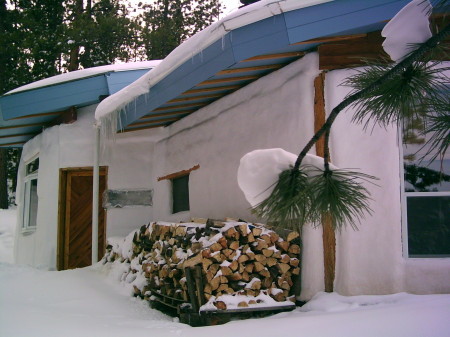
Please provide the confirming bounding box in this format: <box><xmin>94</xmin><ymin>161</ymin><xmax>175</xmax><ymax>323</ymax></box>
<box><xmin>157</xmin><ymin>164</ymin><xmax>200</xmax><ymax>181</ymax></box>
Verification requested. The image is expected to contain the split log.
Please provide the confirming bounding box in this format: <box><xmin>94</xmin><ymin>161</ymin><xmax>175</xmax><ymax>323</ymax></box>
<box><xmin>287</xmin><ymin>231</ymin><xmax>300</xmax><ymax>242</ymax></box>
<box><xmin>103</xmin><ymin>220</ymin><xmax>301</xmax><ymax>309</ymax></box>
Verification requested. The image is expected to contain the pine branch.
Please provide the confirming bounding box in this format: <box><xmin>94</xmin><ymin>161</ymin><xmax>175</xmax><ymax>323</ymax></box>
<box><xmin>293</xmin><ymin>23</ymin><xmax>450</xmax><ymax>171</ymax></box>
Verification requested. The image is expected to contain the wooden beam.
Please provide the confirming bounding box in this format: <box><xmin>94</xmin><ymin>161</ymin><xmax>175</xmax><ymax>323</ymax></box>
<box><xmin>314</xmin><ymin>72</ymin><xmax>336</xmax><ymax>293</ymax></box>
<box><xmin>0</xmin><ymin>141</ymin><xmax>26</xmax><ymax>146</ymax></box>
<box><xmin>153</xmin><ymin>102</ymin><xmax>207</xmax><ymax>112</ymax></box>
<box><xmin>197</xmin><ymin>75</ymin><xmax>258</xmax><ymax>86</ymax></box>
<box><xmin>0</xmin><ymin>132</ymin><xmax>37</xmax><ymax>139</ymax></box>
<box><xmin>241</xmin><ymin>51</ymin><xmax>305</xmax><ymax>62</ymax></box>
<box><xmin>129</xmin><ymin>117</ymin><xmax>180</xmax><ymax>127</ymax></box>
<box><xmin>157</xmin><ymin>164</ymin><xmax>200</xmax><ymax>181</ymax></box>
<box><xmin>322</xmin><ymin>213</ymin><xmax>336</xmax><ymax>293</ymax></box>
<box><xmin>292</xmin><ymin>33</ymin><xmax>367</xmax><ymax>46</ymax></box>
<box><xmin>181</xmin><ymin>85</ymin><xmax>240</xmax><ymax>95</ymax></box>
<box><xmin>318</xmin><ymin>31</ymin><xmax>390</xmax><ymax>70</ymax></box>
<box><xmin>140</xmin><ymin>110</ymin><xmax>195</xmax><ymax>120</ymax></box>
<box><xmin>314</xmin><ymin>73</ymin><xmax>327</xmax><ymax>156</ymax></box>
<box><xmin>10</xmin><ymin>110</ymin><xmax>63</xmax><ymax>120</ymax></box>
<box><xmin>216</xmin><ymin>64</ymin><xmax>283</xmax><ymax>75</ymax></box>
<box><xmin>121</xmin><ymin>125</ymin><xmax>164</xmax><ymax>133</ymax></box>
<box><xmin>0</xmin><ymin>122</ymin><xmax>44</xmax><ymax>130</ymax></box>
<box><xmin>168</xmin><ymin>93</ymin><xmax>224</xmax><ymax>103</ymax></box>
<box><xmin>47</xmin><ymin>107</ymin><xmax>77</xmax><ymax>127</ymax></box>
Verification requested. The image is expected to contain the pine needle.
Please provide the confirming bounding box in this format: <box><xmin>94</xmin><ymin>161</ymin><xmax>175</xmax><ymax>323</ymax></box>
<box><xmin>343</xmin><ymin>61</ymin><xmax>448</xmax><ymax>134</ymax></box>
<box><xmin>252</xmin><ymin>168</ymin><xmax>311</xmax><ymax>230</ymax></box>
<box><xmin>307</xmin><ymin>169</ymin><xmax>378</xmax><ymax>231</ymax></box>
<box><xmin>421</xmin><ymin>96</ymin><xmax>450</xmax><ymax>162</ymax></box>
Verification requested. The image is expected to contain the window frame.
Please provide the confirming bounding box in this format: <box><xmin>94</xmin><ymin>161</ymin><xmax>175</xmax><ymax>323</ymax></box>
<box><xmin>157</xmin><ymin>165</ymin><xmax>199</xmax><ymax>215</ymax></box>
<box><xmin>399</xmin><ymin>132</ymin><xmax>450</xmax><ymax>258</ymax></box>
<box><xmin>21</xmin><ymin>156</ymin><xmax>39</xmax><ymax>233</ymax></box>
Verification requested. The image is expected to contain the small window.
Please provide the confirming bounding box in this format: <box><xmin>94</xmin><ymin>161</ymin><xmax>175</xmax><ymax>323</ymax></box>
<box><xmin>406</xmin><ymin>196</ymin><xmax>450</xmax><ymax>256</ymax></box>
<box><xmin>22</xmin><ymin>157</ymin><xmax>39</xmax><ymax>231</ymax></box>
<box><xmin>172</xmin><ymin>174</ymin><xmax>190</xmax><ymax>213</ymax></box>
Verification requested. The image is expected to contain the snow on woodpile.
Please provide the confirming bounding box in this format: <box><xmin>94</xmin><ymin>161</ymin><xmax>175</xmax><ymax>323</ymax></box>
<box><xmin>102</xmin><ymin>219</ymin><xmax>300</xmax><ymax>312</ymax></box>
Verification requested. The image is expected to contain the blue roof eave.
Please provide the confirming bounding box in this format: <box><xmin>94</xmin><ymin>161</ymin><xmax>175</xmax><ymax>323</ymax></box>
<box><xmin>118</xmin><ymin>0</ymin><xmax>411</xmax><ymax>129</ymax></box>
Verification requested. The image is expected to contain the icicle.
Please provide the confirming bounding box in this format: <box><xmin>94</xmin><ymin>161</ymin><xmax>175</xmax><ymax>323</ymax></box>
<box><xmin>98</xmin><ymin>106</ymin><xmax>128</xmax><ymax>155</ymax></box>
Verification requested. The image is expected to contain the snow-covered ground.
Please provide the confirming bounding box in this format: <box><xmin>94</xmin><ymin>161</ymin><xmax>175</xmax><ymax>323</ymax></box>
<box><xmin>1</xmin><ymin>210</ymin><xmax>450</xmax><ymax>337</ymax></box>
<box><xmin>0</xmin><ymin>208</ymin><xmax>16</xmax><ymax>264</ymax></box>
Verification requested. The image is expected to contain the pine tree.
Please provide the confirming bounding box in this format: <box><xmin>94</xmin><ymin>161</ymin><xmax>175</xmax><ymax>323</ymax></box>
<box><xmin>139</xmin><ymin>0</ymin><xmax>222</xmax><ymax>60</ymax></box>
<box><xmin>65</xmin><ymin>0</ymin><xmax>136</xmax><ymax>70</ymax></box>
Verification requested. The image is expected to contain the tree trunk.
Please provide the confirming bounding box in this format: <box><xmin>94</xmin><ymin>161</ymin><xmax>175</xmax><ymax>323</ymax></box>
<box><xmin>68</xmin><ymin>0</ymin><xmax>84</xmax><ymax>72</ymax></box>
<box><xmin>0</xmin><ymin>148</ymin><xmax>9</xmax><ymax>209</ymax></box>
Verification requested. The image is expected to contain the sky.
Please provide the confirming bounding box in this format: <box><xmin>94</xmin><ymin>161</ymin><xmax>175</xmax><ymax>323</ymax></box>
<box><xmin>126</xmin><ymin>0</ymin><xmax>242</xmax><ymax>17</ymax></box>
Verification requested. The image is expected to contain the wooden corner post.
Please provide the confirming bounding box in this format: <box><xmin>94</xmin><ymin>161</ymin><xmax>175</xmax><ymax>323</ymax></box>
<box><xmin>314</xmin><ymin>72</ymin><xmax>336</xmax><ymax>293</ymax></box>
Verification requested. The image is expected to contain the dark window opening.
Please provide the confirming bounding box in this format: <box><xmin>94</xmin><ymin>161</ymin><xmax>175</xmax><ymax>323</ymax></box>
<box><xmin>407</xmin><ymin>196</ymin><xmax>450</xmax><ymax>257</ymax></box>
<box><xmin>172</xmin><ymin>175</ymin><xmax>190</xmax><ymax>213</ymax></box>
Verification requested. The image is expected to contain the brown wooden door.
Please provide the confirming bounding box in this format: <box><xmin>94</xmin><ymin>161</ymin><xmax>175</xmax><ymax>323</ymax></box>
<box><xmin>58</xmin><ymin>168</ymin><xmax>107</xmax><ymax>270</ymax></box>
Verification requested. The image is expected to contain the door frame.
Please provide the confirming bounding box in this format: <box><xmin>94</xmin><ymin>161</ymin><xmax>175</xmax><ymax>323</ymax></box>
<box><xmin>57</xmin><ymin>166</ymin><xmax>108</xmax><ymax>270</ymax></box>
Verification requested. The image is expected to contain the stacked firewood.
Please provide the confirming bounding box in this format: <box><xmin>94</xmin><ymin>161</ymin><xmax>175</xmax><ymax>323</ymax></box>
<box><xmin>103</xmin><ymin>219</ymin><xmax>301</xmax><ymax>310</ymax></box>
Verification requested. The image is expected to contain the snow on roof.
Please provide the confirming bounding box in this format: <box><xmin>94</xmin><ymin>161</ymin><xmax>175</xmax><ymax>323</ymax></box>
<box><xmin>5</xmin><ymin>60</ymin><xmax>162</xmax><ymax>96</ymax></box>
<box><xmin>94</xmin><ymin>0</ymin><xmax>332</xmax><ymax>123</ymax></box>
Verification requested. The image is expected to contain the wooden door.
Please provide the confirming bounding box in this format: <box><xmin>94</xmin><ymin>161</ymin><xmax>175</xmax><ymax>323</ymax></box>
<box><xmin>58</xmin><ymin>167</ymin><xmax>107</xmax><ymax>270</ymax></box>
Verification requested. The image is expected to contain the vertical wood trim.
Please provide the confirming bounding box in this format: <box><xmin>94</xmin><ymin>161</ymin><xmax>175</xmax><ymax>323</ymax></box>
<box><xmin>64</xmin><ymin>173</ymin><xmax>73</xmax><ymax>269</ymax></box>
<box><xmin>314</xmin><ymin>72</ymin><xmax>336</xmax><ymax>293</ymax></box>
<box><xmin>57</xmin><ymin>170</ymin><xmax>67</xmax><ymax>270</ymax></box>
<box><xmin>322</xmin><ymin>214</ymin><xmax>336</xmax><ymax>292</ymax></box>
<box><xmin>314</xmin><ymin>73</ymin><xmax>326</xmax><ymax>157</ymax></box>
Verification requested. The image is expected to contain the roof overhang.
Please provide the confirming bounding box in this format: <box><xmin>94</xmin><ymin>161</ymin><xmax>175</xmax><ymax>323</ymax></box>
<box><xmin>99</xmin><ymin>0</ymin><xmax>422</xmax><ymax>133</ymax></box>
<box><xmin>0</xmin><ymin>63</ymin><xmax>159</xmax><ymax>147</ymax></box>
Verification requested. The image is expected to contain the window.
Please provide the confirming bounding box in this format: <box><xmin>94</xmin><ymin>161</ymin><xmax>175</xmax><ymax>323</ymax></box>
<box><xmin>22</xmin><ymin>157</ymin><xmax>39</xmax><ymax>231</ymax></box>
<box><xmin>172</xmin><ymin>174</ymin><xmax>190</xmax><ymax>213</ymax></box>
<box><xmin>157</xmin><ymin>165</ymin><xmax>198</xmax><ymax>214</ymax></box>
<box><xmin>401</xmin><ymin>127</ymin><xmax>450</xmax><ymax>257</ymax></box>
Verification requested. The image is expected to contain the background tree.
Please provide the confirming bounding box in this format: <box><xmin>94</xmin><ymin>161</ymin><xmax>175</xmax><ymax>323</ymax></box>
<box><xmin>65</xmin><ymin>0</ymin><xmax>137</xmax><ymax>70</ymax></box>
<box><xmin>0</xmin><ymin>0</ymin><xmax>225</xmax><ymax>207</ymax></box>
<box><xmin>139</xmin><ymin>0</ymin><xmax>222</xmax><ymax>59</ymax></box>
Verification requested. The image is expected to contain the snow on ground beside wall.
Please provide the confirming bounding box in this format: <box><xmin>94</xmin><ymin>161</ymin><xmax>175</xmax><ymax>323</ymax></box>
<box><xmin>0</xmin><ymin>209</ymin><xmax>16</xmax><ymax>264</ymax></box>
<box><xmin>0</xmin><ymin>209</ymin><xmax>450</xmax><ymax>336</ymax></box>
<box><xmin>1</xmin><ymin>261</ymin><xmax>450</xmax><ymax>337</ymax></box>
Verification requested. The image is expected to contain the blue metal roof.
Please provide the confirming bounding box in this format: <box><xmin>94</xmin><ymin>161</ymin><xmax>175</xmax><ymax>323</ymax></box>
<box><xmin>3</xmin><ymin>0</ymin><xmax>447</xmax><ymax>144</ymax></box>
<box><xmin>116</xmin><ymin>0</ymin><xmax>416</xmax><ymax>133</ymax></box>
<box><xmin>0</xmin><ymin>68</ymin><xmax>153</xmax><ymax>147</ymax></box>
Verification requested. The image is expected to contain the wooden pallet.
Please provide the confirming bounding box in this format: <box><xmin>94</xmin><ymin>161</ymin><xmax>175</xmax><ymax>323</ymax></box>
<box><xmin>148</xmin><ymin>265</ymin><xmax>296</xmax><ymax>326</ymax></box>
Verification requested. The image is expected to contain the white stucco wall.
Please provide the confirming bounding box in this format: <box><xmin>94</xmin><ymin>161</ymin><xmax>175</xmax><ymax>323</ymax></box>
<box><xmin>326</xmin><ymin>69</ymin><xmax>450</xmax><ymax>296</ymax></box>
<box><xmin>150</xmin><ymin>53</ymin><xmax>325</xmax><ymax>299</ymax></box>
<box><xmin>14</xmin><ymin>105</ymin><xmax>160</xmax><ymax>270</ymax></box>
<box><xmin>149</xmin><ymin>54</ymin><xmax>449</xmax><ymax>298</ymax></box>
<box><xmin>14</xmin><ymin>52</ymin><xmax>449</xmax><ymax>296</ymax></box>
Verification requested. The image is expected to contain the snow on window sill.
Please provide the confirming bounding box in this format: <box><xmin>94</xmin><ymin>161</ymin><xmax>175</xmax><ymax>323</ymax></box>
<box><xmin>21</xmin><ymin>227</ymin><xmax>36</xmax><ymax>235</ymax></box>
